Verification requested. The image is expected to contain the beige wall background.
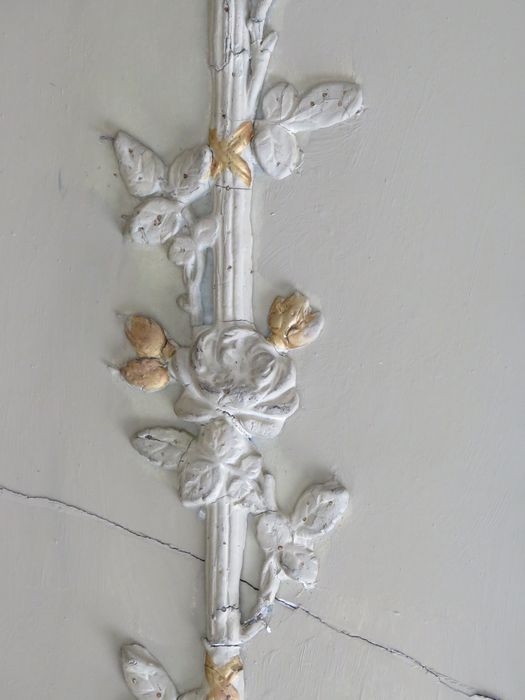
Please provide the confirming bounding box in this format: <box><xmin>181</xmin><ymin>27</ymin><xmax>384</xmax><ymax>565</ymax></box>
<box><xmin>1</xmin><ymin>1</ymin><xmax>524</xmax><ymax>698</ymax></box>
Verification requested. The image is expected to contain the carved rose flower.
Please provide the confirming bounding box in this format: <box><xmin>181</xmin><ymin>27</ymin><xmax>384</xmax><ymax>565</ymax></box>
<box><xmin>173</xmin><ymin>325</ymin><xmax>299</xmax><ymax>437</ymax></box>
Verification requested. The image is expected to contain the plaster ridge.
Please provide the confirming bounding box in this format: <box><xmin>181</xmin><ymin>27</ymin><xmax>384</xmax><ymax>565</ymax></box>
<box><xmin>0</xmin><ymin>483</ymin><xmax>504</xmax><ymax>700</ymax></box>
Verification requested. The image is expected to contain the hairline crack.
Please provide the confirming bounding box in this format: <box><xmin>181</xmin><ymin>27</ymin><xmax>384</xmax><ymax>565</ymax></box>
<box><xmin>0</xmin><ymin>484</ymin><xmax>504</xmax><ymax>700</ymax></box>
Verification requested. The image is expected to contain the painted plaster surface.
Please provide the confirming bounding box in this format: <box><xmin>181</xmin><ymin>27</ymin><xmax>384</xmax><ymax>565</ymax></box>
<box><xmin>0</xmin><ymin>1</ymin><xmax>524</xmax><ymax>699</ymax></box>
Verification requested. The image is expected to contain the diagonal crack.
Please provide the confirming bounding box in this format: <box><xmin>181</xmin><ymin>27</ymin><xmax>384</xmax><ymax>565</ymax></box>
<box><xmin>271</xmin><ymin>599</ymin><xmax>503</xmax><ymax>700</ymax></box>
<box><xmin>0</xmin><ymin>484</ymin><xmax>504</xmax><ymax>700</ymax></box>
<box><xmin>0</xmin><ymin>484</ymin><xmax>204</xmax><ymax>565</ymax></box>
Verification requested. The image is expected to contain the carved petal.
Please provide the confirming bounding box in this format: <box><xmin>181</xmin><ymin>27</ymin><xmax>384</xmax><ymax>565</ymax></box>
<box><xmin>114</xmin><ymin>132</ymin><xmax>167</xmax><ymax>198</ymax></box>
<box><xmin>291</xmin><ymin>481</ymin><xmax>350</xmax><ymax>540</ymax></box>
<box><xmin>121</xmin><ymin>644</ymin><xmax>177</xmax><ymax>700</ymax></box>
<box><xmin>283</xmin><ymin>82</ymin><xmax>363</xmax><ymax>133</ymax></box>
<box><xmin>173</xmin><ymin>328</ymin><xmax>299</xmax><ymax>438</ymax></box>
<box><xmin>268</xmin><ymin>292</ymin><xmax>324</xmax><ymax>351</ymax></box>
<box><xmin>173</xmin><ymin>386</ymin><xmax>216</xmax><ymax>425</ymax></box>
<box><xmin>132</xmin><ymin>427</ymin><xmax>193</xmax><ymax>470</ymax></box>
<box><xmin>287</xmin><ymin>309</ymin><xmax>324</xmax><ymax>349</ymax></box>
<box><xmin>238</xmin><ymin>389</ymin><xmax>300</xmax><ymax>438</ymax></box>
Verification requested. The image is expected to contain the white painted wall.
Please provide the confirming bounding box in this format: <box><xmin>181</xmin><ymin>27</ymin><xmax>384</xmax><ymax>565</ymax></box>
<box><xmin>1</xmin><ymin>1</ymin><xmax>523</xmax><ymax>699</ymax></box>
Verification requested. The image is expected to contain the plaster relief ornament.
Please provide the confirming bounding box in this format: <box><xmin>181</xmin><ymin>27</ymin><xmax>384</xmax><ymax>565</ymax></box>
<box><xmin>110</xmin><ymin>1</ymin><xmax>362</xmax><ymax>698</ymax></box>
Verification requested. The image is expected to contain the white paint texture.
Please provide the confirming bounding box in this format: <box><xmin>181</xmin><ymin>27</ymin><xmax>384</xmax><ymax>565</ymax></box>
<box><xmin>0</xmin><ymin>1</ymin><xmax>524</xmax><ymax>699</ymax></box>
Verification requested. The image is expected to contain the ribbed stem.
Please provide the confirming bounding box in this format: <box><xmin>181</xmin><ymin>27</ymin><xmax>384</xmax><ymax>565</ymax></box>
<box><xmin>210</xmin><ymin>0</ymin><xmax>254</xmax><ymax>324</ymax></box>
<box><xmin>203</xmin><ymin>2</ymin><xmax>255</xmax><ymax>697</ymax></box>
<box><xmin>205</xmin><ymin>501</ymin><xmax>248</xmax><ymax>644</ymax></box>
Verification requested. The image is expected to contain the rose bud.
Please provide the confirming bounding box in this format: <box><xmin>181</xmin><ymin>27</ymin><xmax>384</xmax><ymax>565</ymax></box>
<box><xmin>161</xmin><ymin>341</ymin><xmax>177</xmax><ymax>359</ymax></box>
<box><xmin>125</xmin><ymin>315</ymin><xmax>172</xmax><ymax>359</ymax></box>
<box><xmin>120</xmin><ymin>358</ymin><xmax>170</xmax><ymax>392</ymax></box>
<box><xmin>268</xmin><ymin>292</ymin><xmax>324</xmax><ymax>351</ymax></box>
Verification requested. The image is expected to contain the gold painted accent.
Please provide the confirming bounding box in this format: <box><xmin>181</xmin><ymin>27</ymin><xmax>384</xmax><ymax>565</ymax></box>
<box><xmin>204</xmin><ymin>653</ymin><xmax>243</xmax><ymax>700</ymax></box>
<box><xmin>120</xmin><ymin>358</ymin><xmax>170</xmax><ymax>392</ymax></box>
<box><xmin>268</xmin><ymin>292</ymin><xmax>324</xmax><ymax>352</ymax></box>
<box><xmin>209</xmin><ymin>122</ymin><xmax>254</xmax><ymax>187</ymax></box>
<box><xmin>125</xmin><ymin>314</ymin><xmax>176</xmax><ymax>363</ymax></box>
<box><xmin>161</xmin><ymin>340</ymin><xmax>177</xmax><ymax>360</ymax></box>
<box><xmin>125</xmin><ymin>315</ymin><xmax>167</xmax><ymax>358</ymax></box>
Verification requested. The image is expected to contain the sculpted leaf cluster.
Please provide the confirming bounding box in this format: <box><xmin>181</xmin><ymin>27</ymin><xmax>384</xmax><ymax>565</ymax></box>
<box><xmin>254</xmin><ymin>81</ymin><xmax>363</xmax><ymax>179</ymax></box>
<box><xmin>114</xmin><ymin>134</ymin><xmax>217</xmax><ymax>322</ymax></box>
<box><xmin>249</xmin><ymin>482</ymin><xmax>349</xmax><ymax>621</ymax></box>
<box><xmin>110</xmin><ymin>1</ymin><xmax>362</xmax><ymax>697</ymax></box>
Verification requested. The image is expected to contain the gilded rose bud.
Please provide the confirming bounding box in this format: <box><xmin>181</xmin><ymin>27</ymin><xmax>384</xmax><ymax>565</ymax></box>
<box><xmin>125</xmin><ymin>315</ymin><xmax>172</xmax><ymax>359</ymax></box>
<box><xmin>268</xmin><ymin>292</ymin><xmax>324</xmax><ymax>352</ymax></box>
<box><xmin>161</xmin><ymin>341</ymin><xmax>177</xmax><ymax>360</ymax></box>
<box><xmin>120</xmin><ymin>358</ymin><xmax>170</xmax><ymax>392</ymax></box>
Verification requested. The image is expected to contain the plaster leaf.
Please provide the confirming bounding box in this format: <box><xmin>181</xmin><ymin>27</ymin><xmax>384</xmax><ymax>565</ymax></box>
<box><xmin>132</xmin><ymin>427</ymin><xmax>193</xmax><ymax>470</ymax></box>
<box><xmin>198</xmin><ymin>419</ymin><xmax>250</xmax><ymax>465</ymax></box>
<box><xmin>228</xmin><ymin>478</ymin><xmax>253</xmax><ymax>502</ymax></box>
<box><xmin>291</xmin><ymin>481</ymin><xmax>349</xmax><ymax>540</ymax></box>
<box><xmin>228</xmin><ymin>469</ymin><xmax>266</xmax><ymax>511</ymax></box>
<box><xmin>114</xmin><ymin>132</ymin><xmax>167</xmax><ymax>198</ymax></box>
<box><xmin>238</xmin><ymin>455</ymin><xmax>263</xmax><ymax>479</ymax></box>
<box><xmin>258</xmin><ymin>555</ymin><xmax>282</xmax><ymax>605</ymax></box>
<box><xmin>168</xmin><ymin>145</ymin><xmax>213</xmax><ymax>204</ymax></box>
<box><xmin>284</xmin><ymin>82</ymin><xmax>363</xmax><ymax>133</ymax></box>
<box><xmin>168</xmin><ymin>235</ymin><xmax>196</xmax><ymax>267</ymax></box>
<box><xmin>127</xmin><ymin>198</ymin><xmax>184</xmax><ymax>245</ymax></box>
<box><xmin>179</xmin><ymin>458</ymin><xmax>224</xmax><ymax>507</ymax></box>
<box><xmin>261</xmin><ymin>82</ymin><xmax>299</xmax><ymax>122</ymax></box>
<box><xmin>121</xmin><ymin>644</ymin><xmax>177</xmax><ymax>700</ymax></box>
<box><xmin>256</xmin><ymin>512</ymin><xmax>293</xmax><ymax>553</ymax></box>
<box><xmin>253</xmin><ymin>123</ymin><xmax>302</xmax><ymax>180</ymax></box>
<box><xmin>280</xmin><ymin>544</ymin><xmax>319</xmax><ymax>587</ymax></box>
<box><xmin>235</xmin><ymin>482</ymin><xmax>267</xmax><ymax>513</ymax></box>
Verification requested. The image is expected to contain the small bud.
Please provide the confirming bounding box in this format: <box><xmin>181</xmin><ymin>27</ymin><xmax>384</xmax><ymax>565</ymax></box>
<box><xmin>120</xmin><ymin>358</ymin><xmax>170</xmax><ymax>392</ymax></box>
<box><xmin>125</xmin><ymin>315</ymin><xmax>167</xmax><ymax>358</ymax></box>
<box><xmin>268</xmin><ymin>292</ymin><xmax>324</xmax><ymax>352</ymax></box>
<box><xmin>161</xmin><ymin>341</ymin><xmax>177</xmax><ymax>360</ymax></box>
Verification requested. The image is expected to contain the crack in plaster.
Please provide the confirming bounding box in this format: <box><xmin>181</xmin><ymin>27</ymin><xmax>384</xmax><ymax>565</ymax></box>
<box><xmin>0</xmin><ymin>484</ymin><xmax>204</xmax><ymax>565</ymax></box>
<box><xmin>0</xmin><ymin>484</ymin><xmax>503</xmax><ymax>700</ymax></box>
<box><xmin>214</xmin><ymin>183</ymin><xmax>252</xmax><ymax>192</ymax></box>
<box><xmin>275</xmin><ymin>600</ymin><xmax>503</xmax><ymax>700</ymax></box>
